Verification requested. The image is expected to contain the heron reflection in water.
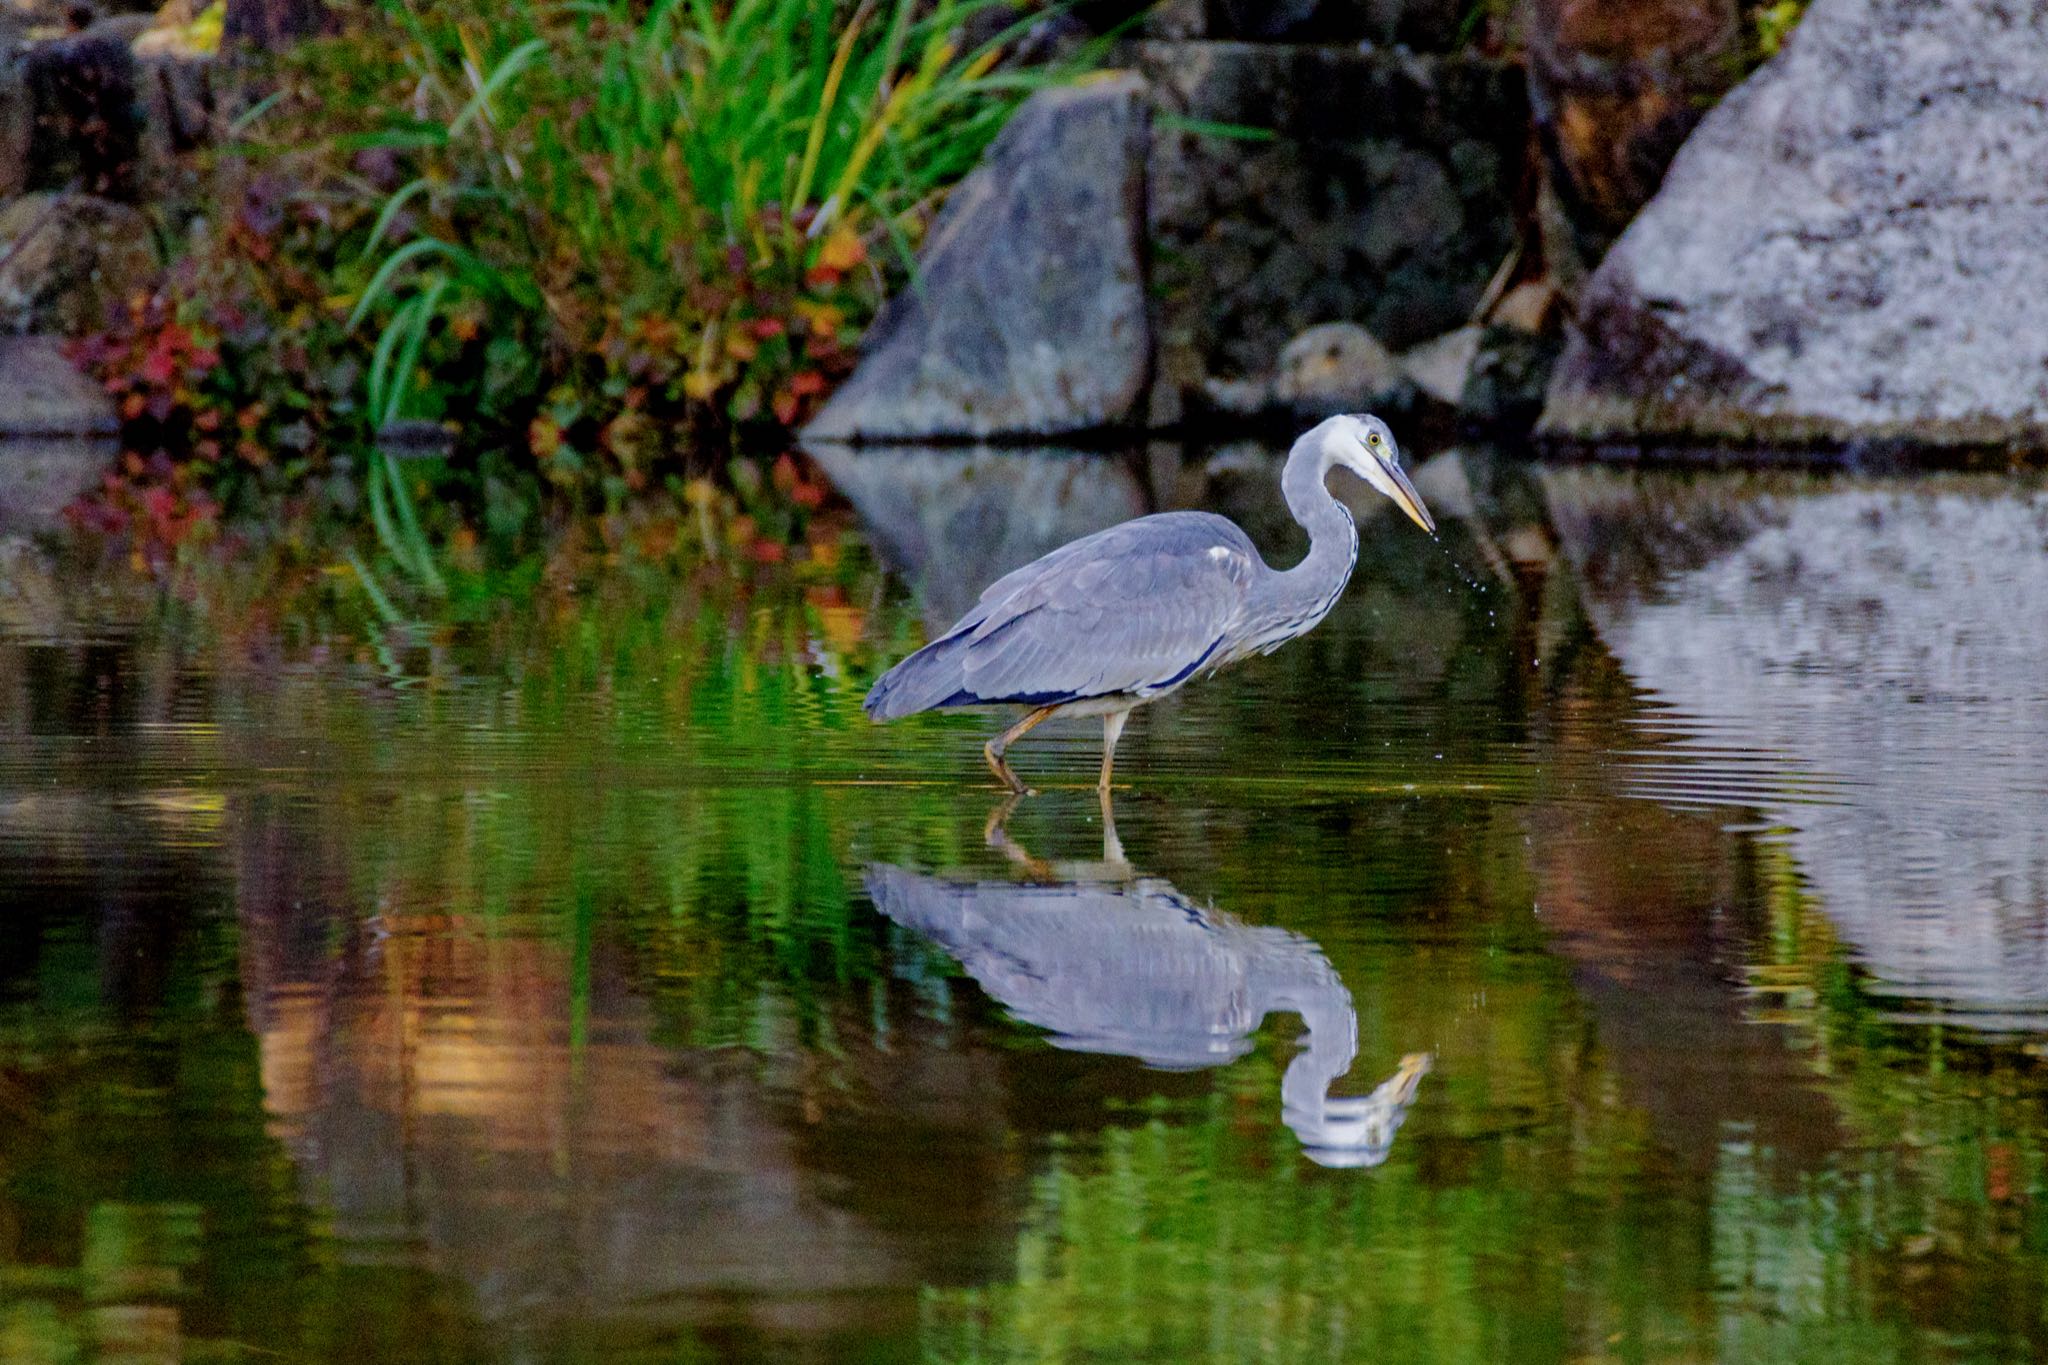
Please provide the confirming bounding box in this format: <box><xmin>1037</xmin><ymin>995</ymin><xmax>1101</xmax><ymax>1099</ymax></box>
<box><xmin>864</xmin><ymin>414</ymin><xmax>1436</xmax><ymax>792</ymax></box>
<box><xmin>866</xmin><ymin>801</ymin><xmax>1431</xmax><ymax>1168</ymax></box>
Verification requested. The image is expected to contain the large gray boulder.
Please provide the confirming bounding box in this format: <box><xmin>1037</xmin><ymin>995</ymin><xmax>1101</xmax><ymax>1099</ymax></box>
<box><xmin>804</xmin><ymin>74</ymin><xmax>1150</xmax><ymax>442</ymax></box>
<box><xmin>0</xmin><ymin>334</ymin><xmax>117</xmax><ymax>437</ymax></box>
<box><xmin>1541</xmin><ymin>0</ymin><xmax>2048</xmax><ymax>448</ymax></box>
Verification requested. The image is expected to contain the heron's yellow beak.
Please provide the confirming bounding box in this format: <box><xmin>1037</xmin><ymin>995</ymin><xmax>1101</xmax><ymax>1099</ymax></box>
<box><xmin>1382</xmin><ymin>459</ymin><xmax>1436</xmax><ymax>534</ymax></box>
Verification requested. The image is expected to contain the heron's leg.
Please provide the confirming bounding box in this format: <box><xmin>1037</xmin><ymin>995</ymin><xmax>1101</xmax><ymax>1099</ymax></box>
<box><xmin>1097</xmin><ymin>710</ymin><xmax>1129</xmax><ymax>793</ymax></box>
<box><xmin>982</xmin><ymin>792</ymin><xmax>1025</xmax><ymax>847</ymax></box>
<box><xmin>984</xmin><ymin>795</ymin><xmax>1058</xmax><ymax>878</ymax></box>
<box><xmin>985</xmin><ymin>705</ymin><xmax>1055</xmax><ymax>794</ymax></box>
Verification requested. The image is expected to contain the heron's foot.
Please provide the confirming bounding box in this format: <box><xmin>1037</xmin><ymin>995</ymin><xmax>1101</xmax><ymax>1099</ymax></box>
<box><xmin>984</xmin><ymin>705</ymin><xmax>1054</xmax><ymax>796</ymax></box>
<box><xmin>983</xmin><ymin>742</ymin><xmax>1032</xmax><ymax>796</ymax></box>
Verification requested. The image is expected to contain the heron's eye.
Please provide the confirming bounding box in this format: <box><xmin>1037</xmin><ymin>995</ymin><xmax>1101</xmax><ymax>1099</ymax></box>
<box><xmin>1367</xmin><ymin>432</ymin><xmax>1382</xmax><ymax>447</ymax></box>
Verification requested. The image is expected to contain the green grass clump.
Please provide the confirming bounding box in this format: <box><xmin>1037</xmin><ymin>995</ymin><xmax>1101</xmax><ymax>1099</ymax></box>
<box><xmin>323</xmin><ymin>0</ymin><xmax>1085</xmax><ymax>474</ymax></box>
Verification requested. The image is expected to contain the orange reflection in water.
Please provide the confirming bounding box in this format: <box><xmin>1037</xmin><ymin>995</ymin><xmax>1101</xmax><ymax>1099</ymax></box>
<box><xmin>237</xmin><ymin>865</ymin><xmax>921</xmax><ymax>1348</ymax></box>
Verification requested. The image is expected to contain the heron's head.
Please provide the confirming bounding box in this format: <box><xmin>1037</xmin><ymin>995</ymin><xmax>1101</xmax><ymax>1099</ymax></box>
<box><xmin>1321</xmin><ymin>414</ymin><xmax>1435</xmax><ymax>534</ymax></box>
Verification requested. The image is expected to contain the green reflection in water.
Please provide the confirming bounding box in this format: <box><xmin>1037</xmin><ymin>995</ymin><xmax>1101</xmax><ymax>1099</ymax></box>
<box><xmin>0</xmin><ymin>509</ymin><xmax>2045</xmax><ymax>1363</ymax></box>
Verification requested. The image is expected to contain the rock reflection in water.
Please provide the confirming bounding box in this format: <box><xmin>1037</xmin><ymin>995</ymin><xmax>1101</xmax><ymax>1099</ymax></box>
<box><xmin>866</xmin><ymin>808</ymin><xmax>1430</xmax><ymax>1168</ymax></box>
<box><xmin>1547</xmin><ymin>468</ymin><xmax>2048</xmax><ymax>1030</ymax></box>
<box><xmin>806</xmin><ymin>441</ymin><xmax>1148</xmax><ymax>627</ymax></box>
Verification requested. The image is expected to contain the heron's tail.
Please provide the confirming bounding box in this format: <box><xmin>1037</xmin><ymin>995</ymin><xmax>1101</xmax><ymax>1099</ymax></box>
<box><xmin>864</xmin><ymin>631</ymin><xmax>975</xmax><ymax>720</ymax></box>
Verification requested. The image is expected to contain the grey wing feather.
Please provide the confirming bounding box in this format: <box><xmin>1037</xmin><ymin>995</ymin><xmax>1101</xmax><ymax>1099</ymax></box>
<box><xmin>864</xmin><ymin>512</ymin><xmax>1260</xmax><ymax>719</ymax></box>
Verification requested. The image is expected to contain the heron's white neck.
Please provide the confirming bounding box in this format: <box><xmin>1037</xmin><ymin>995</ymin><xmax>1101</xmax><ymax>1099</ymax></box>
<box><xmin>1245</xmin><ymin>435</ymin><xmax>1359</xmax><ymax>641</ymax></box>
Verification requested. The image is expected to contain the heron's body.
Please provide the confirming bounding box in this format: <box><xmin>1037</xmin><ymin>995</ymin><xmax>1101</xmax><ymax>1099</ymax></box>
<box><xmin>863</xmin><ymin>414</ymin><xmax>1434</xmax><ymax>791</ymax></box>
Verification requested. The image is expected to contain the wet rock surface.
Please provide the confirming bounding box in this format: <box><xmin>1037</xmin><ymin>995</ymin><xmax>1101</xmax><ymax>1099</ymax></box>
<box><xmin>803</xmin><ymin>75</ymin><xmax>1150</xmax><ymax>442</ymax></box>
<box><xmin>1270</xmin><ymin>322</ymin><xmax>1404</xmax><ymax>412</ymax></box>
<box><xmin>0</xmin><ymin>333</ymin><xmax>116</xmax><ymax>436</ymax></box>
<box><xmin>1541</xmin><ymin>0</ymin><xmax>2048</xmax><ymax>449</ymax></box>
<box><xmin>1461</xmin><ymin>324</ymin><xmax>1559</xmax><ymax>428</ymax></box>
<box><xmin>0</xmin><ymin>335</ymin><xmax>116</xmax><ymax>534</ymax></box>
<box><xmin>1400</xmin><ymin>325</ymin><xmax>1482</xmax><ymax>407</ymax></box>
<box><xmin>1204</xmin><ymin>0</ymin><xmax>1465</xmax><ymax>48</ymax></box>
<box><xmin>0</xmin><ymin>434</ymin><xmax>113</xmax><ymax>534</ymax></box>
<box><xmin>1202</xmin><ymin>321</ymin><xmax>1410</xmax><ymax>421</ymax></box>
<box><xmin>133</xmin><ymin>23</ymin><xmax>217</xmax><ymax>205</ymax></box>
<box><xmin>1396</xmin><ymin>320</ymin><xmax>1560</xmax><ymax>427</ymax></box>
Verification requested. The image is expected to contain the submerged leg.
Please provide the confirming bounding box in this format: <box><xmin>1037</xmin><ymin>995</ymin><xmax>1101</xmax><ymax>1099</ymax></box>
<box><xmin>984</xmin><ymin>705</ymin><xmax>1055</xmax><ymax>794</ymax></box>
<box><xmin>984</xmin><ymin>794</ymin><xmax>1055</xmax><ymax>878</ymax></box>
<box><xmin>982</xmin><ymin>791</ymin><xmax>1025</xmax><ymax>847</ymax></box>
<box><xmin>1097</xmin><ymin>785</ymin><xmax>1127</xmax><ymax>868</ymax></box>
<box><xmin>1097</xmin><ymin>710</ymin><xmax>1129</xmax><ymax>793</ymax></box>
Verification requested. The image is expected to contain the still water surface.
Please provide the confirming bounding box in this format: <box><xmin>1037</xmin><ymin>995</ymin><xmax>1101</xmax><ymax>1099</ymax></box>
<box><xmin>3</xmin><ymin>452</ymin><xmax>2048</xmax><ymax>1362</ymax></box>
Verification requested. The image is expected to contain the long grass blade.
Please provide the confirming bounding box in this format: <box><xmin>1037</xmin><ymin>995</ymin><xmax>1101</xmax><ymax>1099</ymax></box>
<box><xmin>365</xmin><ymin>293</ymin><xmax>419</xmax><ymax>425</ymax></box>
<box><xmin>349</xmin><ymin>237</ymin><xmax>484</xmax><ymax>330</ymax></box>
<box><xmin>364</xmin><ymin>452</ymin><xmax>408</xmax><ymax>571</ymax></box>
<box><xmin>791</xmin><ymin>0</ymin><xmax>875</xmax><ymax>214</ymax></box>
<box><xmin>449</xmin><ymin>37</ymin><xmax>549</xmax><ymax>138</ymax></box>
<box><xmin>361</xmin><ymin>178</ymin><xmax>433</xmax><ymax>258</ymax></box>
<box><xmin>383</xmin><ymin>275</ymin><xmax>452</xmax><ymax>426</ymax></box>
<box><xmin>227</xmin><ymin>89</ymin><xmax>287</xmax><ymax>137</ymax></box>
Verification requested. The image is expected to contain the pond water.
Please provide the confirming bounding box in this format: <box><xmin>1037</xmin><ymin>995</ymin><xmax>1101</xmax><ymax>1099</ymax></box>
<box><xmin>4</xmin><ymin>447</ymin><xmax>2048</xmax><ymax>1363</ymax></box>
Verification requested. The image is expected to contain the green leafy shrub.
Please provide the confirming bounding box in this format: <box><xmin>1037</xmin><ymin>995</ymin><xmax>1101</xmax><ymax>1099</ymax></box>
<box><xmin>64</xmin><ymin>177</ymin><xmax>381</xmax><ymax>563</ymax></box>
<box><xmin>279</xmin><ymin>0</ymin><xmax>1082</xmax><ymax>465</ymax></box>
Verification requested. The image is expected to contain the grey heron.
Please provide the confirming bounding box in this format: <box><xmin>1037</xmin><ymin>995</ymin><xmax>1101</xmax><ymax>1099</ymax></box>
<box><xmin>863</xmin><ymin>413</ymin><xmax>1436</xmax><ymax>792</ymax></box>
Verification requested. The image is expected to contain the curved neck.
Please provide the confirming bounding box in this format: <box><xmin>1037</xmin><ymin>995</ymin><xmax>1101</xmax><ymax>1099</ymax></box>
<box><xmin>1249</xmin><ymin>434</ymin><xmax>1359</xmax><ymax>630</ymax></box>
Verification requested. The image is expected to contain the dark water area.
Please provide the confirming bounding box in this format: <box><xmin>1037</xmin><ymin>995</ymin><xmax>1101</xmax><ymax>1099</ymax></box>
<box><xmin>5</xmin><ymin>447</ymin><xmax>2048</xmax><ymax>1363</ymax></box>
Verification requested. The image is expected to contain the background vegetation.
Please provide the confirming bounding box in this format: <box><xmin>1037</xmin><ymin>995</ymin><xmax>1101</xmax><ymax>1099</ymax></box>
<box><xmin>69</xmin><ymin>0</ymin><xmax>1094</xmax><ymax>573</ymax></box>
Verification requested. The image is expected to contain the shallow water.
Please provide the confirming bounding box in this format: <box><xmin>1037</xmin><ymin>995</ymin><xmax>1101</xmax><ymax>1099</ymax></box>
<box><xmin>4</xmin><ymin>452</ymin><xmax>2048</xmax><ymax>1363</ymax></box>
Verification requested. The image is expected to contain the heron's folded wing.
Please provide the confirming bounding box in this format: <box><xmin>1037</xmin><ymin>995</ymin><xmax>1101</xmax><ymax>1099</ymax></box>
<box><xmin>957</xmin><ymin>513</ymin><xmax>1257</xmax><ymax>703</ymax></box>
